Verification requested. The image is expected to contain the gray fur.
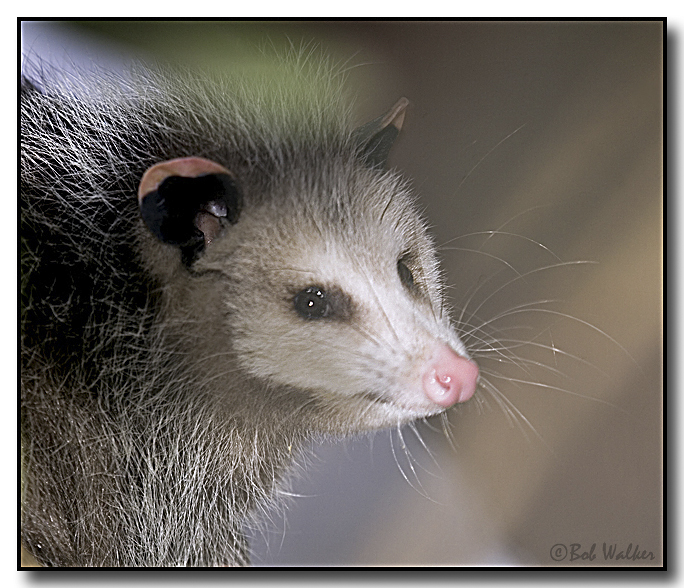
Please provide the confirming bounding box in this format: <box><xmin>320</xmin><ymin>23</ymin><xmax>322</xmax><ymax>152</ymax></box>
<box><xmin>21</xmin><ymin>52</ymin><xmax>469</xmax><ymax>567</ymax></box>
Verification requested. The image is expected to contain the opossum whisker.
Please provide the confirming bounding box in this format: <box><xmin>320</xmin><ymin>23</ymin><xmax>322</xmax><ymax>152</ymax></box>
<box><xmin>478</xmin><ymin>205</ymin><xmax>554</xmax><ymax>251</ymax></box>
<box><xmin>485</xmin><ymin>371</ymin><xmax>627</xmax><ymax>415</ymax></box>
<box><xmin>481</xmin><ymin>305</ymin><xmax>643</xmax><ymax>377</ymax></box>
<box><xmin>477</xmin><ymin>376</ymin><xmax>551</xmax><ymax>449</ymax></box>
<box><xmin>459</xmin><ymin>298</ymin><xmax>561</xmax><ymax>343</ymax></box>
<box><xmin>459</xmin><ymin>261</ymin><xmax>598</xmax><ymax>332</ymax></box>
<box><xmin>419</xmin><ymin>415</ymin><xmax>443</xmax><ymax>434</ymax></box>
<box><xmin>438</xmin><ymin>411</ymin><xmax>460</xmax><ymax>453</ymax></box>
<box><xmin>472</xmin><ymin>336</ymin><xmax>610</xmax><ymax>380</ymax></box>
<box><xmin>407</xmin><ymin>421</ymin><xmax>445</xmax><ymax>477</ymax></box>
<box><xmin>439</xmin><ymin>230</ymin><xmax>563</xmax><ymax>263</ymax></box>
<box><xmin>465</xmin><ymin>320</ymin><xmax>613</xmax><ymax>406</ymax></box>
<box><xmin>398</xmin><ymin>426</ymin><xmax>447</xmax><ymax>505</ymax></box>
<box><xmin>458</xmin><ymin>326</ymin><xmax>537</xmax><ymax>377</ymax></box>
<box><xmin>444</xmin><ymin>254</ymin><xmax>522</xmax><ymax>329</ymax></box>
<box><xmin>388</xmin><ymin>427</ymin><xmax>432</xmax><ymax>501</ymax></box>
<box><xmin>453</xmin><ymin>122</ymin><xmax>528</xmax><ymax>195</ymax></box>
<box><xmin>396</xmin><ymin>426</ymin><xmax>427</xmax><ymax>483</ymax></box>
<box><xmin>476</xmin><ymin>342</ymin><xmax>568</xmax><ymax>379</ymax></box>
<box><xmin>460</xmin><ymin>308</ymin><xmax>556</xmax><ymax>355</ymax></box>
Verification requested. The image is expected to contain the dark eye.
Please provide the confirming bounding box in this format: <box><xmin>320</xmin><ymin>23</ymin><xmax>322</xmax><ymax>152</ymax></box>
<box><xmin>294</xmin><ymin>286</ymin><xmax>330</xmax><ymax>319</ymax></box>
<box><xmin>397</xmin><ymin>258</ymin><xmax>416</xmax><ymax>290</ymax></box>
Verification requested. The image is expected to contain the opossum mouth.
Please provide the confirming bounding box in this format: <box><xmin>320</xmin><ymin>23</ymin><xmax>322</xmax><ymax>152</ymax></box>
<box><xmin>353</xmin><ymin>390</ymin><xmax>447</xmax><ymax>419</ymax></box>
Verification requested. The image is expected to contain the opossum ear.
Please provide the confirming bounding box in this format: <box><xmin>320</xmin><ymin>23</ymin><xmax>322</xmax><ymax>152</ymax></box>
<box><xmin>138</xmin><ymin>157</ymin><xmax>242</xmax><ymax>266</ymax></box>
<box><xmin>353</xmin><ymin>97</ymin><xmax>409</xmax><ymax>169</ymax></box>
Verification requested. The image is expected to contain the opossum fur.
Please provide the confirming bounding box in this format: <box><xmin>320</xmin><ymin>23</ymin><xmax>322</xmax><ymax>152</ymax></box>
<box><xmin>20</xmin><ymin>53</ymin><xmax>478</xmax><ymax>567</ymax></box>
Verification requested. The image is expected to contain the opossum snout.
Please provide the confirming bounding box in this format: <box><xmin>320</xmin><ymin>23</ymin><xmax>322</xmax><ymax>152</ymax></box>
<box><xmin>421</xmin><ymin>344</ymin><xmax>479</xmax><ymax>407</ymax></box>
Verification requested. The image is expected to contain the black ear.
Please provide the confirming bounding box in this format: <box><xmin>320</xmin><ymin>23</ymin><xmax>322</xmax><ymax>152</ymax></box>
<box><xmin>138</xmin><ymin>157</ymin><xmax>242</xmax><ymax>266</ymax></box>
<box><xmin>353</xmin><ymin>97</ymin><xmax>409</xmax><ymax>169</ymax></box>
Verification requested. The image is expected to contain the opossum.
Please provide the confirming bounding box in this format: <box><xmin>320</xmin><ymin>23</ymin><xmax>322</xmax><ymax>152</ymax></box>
<box><xmin>20</xmin><ymin>54</ymin><xmax>479</xmax><ymax>567</ymax></box>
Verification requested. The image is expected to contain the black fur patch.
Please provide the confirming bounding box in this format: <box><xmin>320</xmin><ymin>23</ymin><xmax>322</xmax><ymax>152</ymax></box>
<box><xmin>140</xmin><ymin>173</ymin><xmax>242</xmax><ymax>266</ymax></box>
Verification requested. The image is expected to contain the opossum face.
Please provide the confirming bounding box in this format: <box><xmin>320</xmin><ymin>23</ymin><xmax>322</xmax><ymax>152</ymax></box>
<box><xmin>138</xmin><ymin>103</ymin><xmax>478</xmax><ymax>433</ymax></box>
<box><xmin>207</xmin><ymin>169</ymin><xmax>478</xmax><ymax>431</ymax></box>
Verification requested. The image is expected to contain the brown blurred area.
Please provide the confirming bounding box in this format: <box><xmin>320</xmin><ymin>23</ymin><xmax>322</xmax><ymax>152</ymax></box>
<box><xmin>21</xmin><ymin>20</ymin><xmax>663</xmax><ymax>567</ymax></box>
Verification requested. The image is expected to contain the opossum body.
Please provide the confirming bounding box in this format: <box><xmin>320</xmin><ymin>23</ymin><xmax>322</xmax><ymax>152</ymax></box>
<box><xmin>20</xmin><ymin>55</ymin><xmax>478</xmax><ymax>567</ymax></box>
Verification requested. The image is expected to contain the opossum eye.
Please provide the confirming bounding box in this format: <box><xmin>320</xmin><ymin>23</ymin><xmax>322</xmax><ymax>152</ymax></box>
<box><xmin>397</xmin><ymin>258</ymin><xmax>416</xmax><ymax>291</ymax></box>
<box><xmin>294</xmin><ymin>287</ymin><xmax>330</xmax><ymax>320</ymax></box>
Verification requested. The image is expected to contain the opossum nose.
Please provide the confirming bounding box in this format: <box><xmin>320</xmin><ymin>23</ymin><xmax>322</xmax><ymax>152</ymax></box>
<box><xmin>421</xmin><ymin>344</ymin><xmax>479</xmax><ymax>407</ymax></box>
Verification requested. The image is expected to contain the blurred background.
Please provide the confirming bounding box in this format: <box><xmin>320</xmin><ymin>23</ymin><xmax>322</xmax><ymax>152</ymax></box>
<box><xmin>21</xmin><ymin>20</ymin><xmax>663</xmax><ymax>567</ymax></box>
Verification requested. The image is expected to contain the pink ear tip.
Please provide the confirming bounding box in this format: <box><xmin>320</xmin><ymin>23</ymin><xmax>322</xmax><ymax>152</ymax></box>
<box><xmin>138</xmin><ymin>157</ymin><xmax>231</xmax><ymax>200</ymax></box>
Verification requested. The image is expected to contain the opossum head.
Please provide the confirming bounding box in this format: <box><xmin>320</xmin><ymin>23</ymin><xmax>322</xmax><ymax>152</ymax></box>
<box><xmin>138</xmin><ymin>99</ymin><xmax>478</xmax><ymax>434</ymax></box>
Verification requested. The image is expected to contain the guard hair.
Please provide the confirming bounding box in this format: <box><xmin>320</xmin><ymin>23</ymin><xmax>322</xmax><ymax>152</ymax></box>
<box><xmin>21</xmin><ymin>48</ymin><xmax>476</xmax><ymax>566</ymax></box>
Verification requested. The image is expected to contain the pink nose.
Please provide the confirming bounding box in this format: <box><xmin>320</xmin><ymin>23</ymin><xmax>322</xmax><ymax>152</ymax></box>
<box><xmin>421</xmin><ymin>344</ymin><xmax>479</xmax><ymax>407</ymax></box>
